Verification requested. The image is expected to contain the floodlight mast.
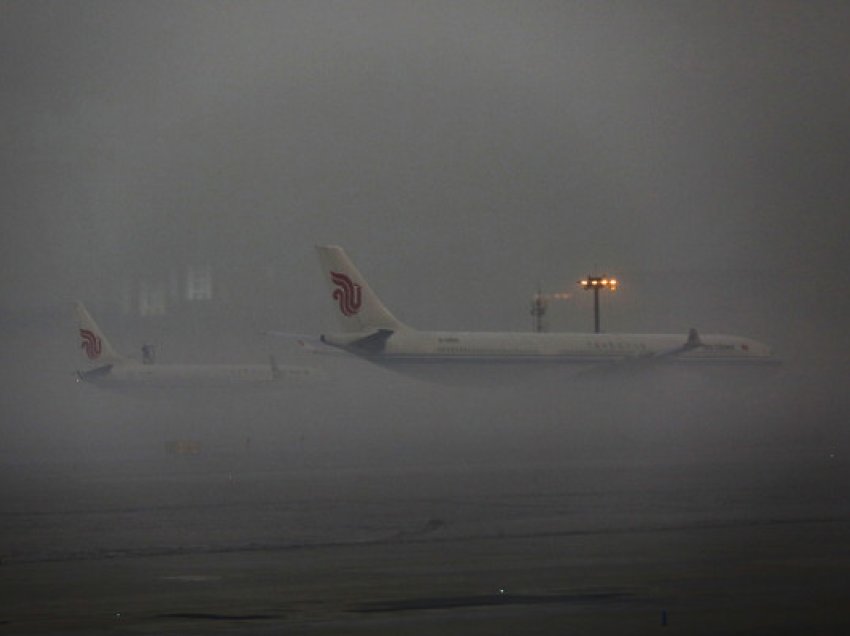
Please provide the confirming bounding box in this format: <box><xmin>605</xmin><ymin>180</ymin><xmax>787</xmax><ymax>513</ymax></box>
<box><xmin>579</xmin><ymin>275</ymin><xmax>617</xmax><ymax>333</ymax></box>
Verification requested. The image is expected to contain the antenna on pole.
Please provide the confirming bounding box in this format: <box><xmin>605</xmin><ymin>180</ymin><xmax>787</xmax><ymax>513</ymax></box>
<box><xmin>530</xmin><ymin>286</ymin><xmax>571</xmax><ymax>333</ymax></box>
<box><xmin>530</xmin><ymin>284</ymin><xmax>547</xmax><ymax>333</ymax></box>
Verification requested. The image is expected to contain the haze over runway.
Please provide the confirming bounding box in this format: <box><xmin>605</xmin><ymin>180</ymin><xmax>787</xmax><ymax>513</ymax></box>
<box><xmin>2</xmin><ymin>2</ymin><xmax>849</xmax><ymax>633</ymax></box>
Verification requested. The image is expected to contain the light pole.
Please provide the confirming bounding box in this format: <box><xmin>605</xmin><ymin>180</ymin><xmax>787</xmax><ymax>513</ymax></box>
<box><xmin>579</xmin><ymin>275</ymin><xmax>617</xmax><ymax>333</ymax></box>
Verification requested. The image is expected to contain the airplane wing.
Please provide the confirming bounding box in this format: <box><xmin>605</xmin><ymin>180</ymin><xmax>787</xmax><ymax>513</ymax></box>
<box><xmin>645</xmin><ymin>328</ymin><xmax>703</xmax><ymax>360</ymax></box>
<box><xmin>577</xmin><ymin>329</ymin><xmax>703</xmax><ymax>378</ymax></box>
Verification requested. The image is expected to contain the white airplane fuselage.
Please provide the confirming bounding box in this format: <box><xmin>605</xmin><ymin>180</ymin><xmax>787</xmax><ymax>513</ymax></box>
<box><xmin>320</xmin><ymin>329</ymin><xmax>776</xmax><ymax>367</ymax></box>
<box><xmin>77</xmin><ymin>361</ymin><xmax>321</xmax><ymax>389</ymax></box>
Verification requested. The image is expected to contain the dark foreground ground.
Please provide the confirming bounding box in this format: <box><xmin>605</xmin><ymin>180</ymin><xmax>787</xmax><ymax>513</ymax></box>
<box><xmin>3</xmin><ymin>517</ymin><xmax>848</xmax><ymax>635</ymax></box>
<box><xmin>2</xmin><ymin>448</ymin><xmax>848</xmax><ymax>635</ymax></box>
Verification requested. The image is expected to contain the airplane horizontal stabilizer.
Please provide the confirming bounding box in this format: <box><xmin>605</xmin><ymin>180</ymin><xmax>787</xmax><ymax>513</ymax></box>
<box><xmin>264</xmin><ymin>331</ymin><xmax>342</xmax><ymax>355</ymax></box>
<box><xmin>348</xmin><ymin>329</ymin><xmax>394</xmax><ymax>353</ymax></box>
<box><xmin>77</xmin><ymin>364</ymin><xmax>114</xmax><ymax>382</ymax></box>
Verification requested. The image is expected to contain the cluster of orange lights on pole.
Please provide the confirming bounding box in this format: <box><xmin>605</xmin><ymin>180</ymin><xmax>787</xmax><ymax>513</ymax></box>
<box><xmin>579</xmin><ymin>276</ymin><xmax>618</xmax><ymax>290</ymax></box>
<box><xmin>531</xmin><ymin>275</ymin><xmax>619</xmax><ymax>334</ymax></box>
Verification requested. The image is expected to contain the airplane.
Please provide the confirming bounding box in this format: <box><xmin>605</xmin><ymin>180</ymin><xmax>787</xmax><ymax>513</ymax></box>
<box><xmin>74</xmin><ymin>301</ymin><xmax>323</xmax><ymax>389</ymax></box>
<box><xmin>299</xmin><ymin>245</ymin><xmax>778</xmax><ymax>376</ymax></box>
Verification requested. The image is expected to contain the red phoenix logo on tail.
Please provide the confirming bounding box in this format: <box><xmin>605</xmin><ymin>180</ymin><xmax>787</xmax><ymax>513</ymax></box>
<box><xmin>79</xmin><ymin>329</ymin><xmax>102</xmax><ymax>360</ymax></box>
<box><xmin>330</xmin><ymin>271</ymin><xmax>362</xmax><ymax>317</ymax></box>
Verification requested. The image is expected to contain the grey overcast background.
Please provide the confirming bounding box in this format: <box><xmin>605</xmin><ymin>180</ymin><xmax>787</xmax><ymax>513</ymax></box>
<box><xmin>3</xmin><ymin>0</ymin><xmax>849</xmax><ymax>321</ymax></box>
<box><xmin>0</xmin><ymin>1</ymin><xmax>850</xmax><ymax>428</ymax></box>
<box><xmin>2</xmin><ymin>0</ymin><xmax>850</xmax><ymax>455</ymax></box>
<box><xmin>2</xmin><ymin>2</ymin><xmax>850</xmax><ymax>632</ymax></box>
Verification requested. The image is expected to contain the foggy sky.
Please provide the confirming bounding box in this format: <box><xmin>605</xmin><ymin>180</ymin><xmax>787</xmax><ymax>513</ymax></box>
<box><xmin>1</xmin><ymin>0</ymin><xmax>849</xmax><ymax>488</ymax></box>
<box><xmin>2</xmin><ymin>1</ymin><xmax>849</xmax><ymax>347</ymax></box>
<box><xmin>3</xmin><ymin>12</ymin><xmax>849</xmax><ymax>632</ymax></box>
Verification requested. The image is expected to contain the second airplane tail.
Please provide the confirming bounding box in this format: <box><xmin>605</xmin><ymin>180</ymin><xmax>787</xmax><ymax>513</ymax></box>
<box><xmin>315</xmin><ymin>245</ymin><xmax>408</xmax><ymax>333</ymax></box>
<box><xmin>73</xmin><ymin>301</ymin><xmax>129</xmax><ymax>368</ymax></box>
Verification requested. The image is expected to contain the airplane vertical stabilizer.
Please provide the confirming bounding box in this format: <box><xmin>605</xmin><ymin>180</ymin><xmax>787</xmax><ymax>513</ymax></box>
<box><xmin>73</xmin><ymin>301</ymin><xmax>129</xmax><ymax>367</ymax></box>
<box><xmin>315</xmin><ymin>245</ymin><xmax>408</xmax><ymax>333</ymax></box>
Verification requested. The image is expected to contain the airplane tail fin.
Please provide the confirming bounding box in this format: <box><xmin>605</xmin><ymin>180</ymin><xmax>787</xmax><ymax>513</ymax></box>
<box><xmin>315</xmin><ymin>245</ymin><xmax>408</xmax><ymax>333</ymax></box>
<box><xmin>73</xmin><ymin>301</ymin><xmax>127</xmax><ymax>367</ymax></box>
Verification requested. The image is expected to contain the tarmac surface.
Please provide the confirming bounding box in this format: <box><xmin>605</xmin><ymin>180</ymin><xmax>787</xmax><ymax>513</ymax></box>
<box><xmin>2</xmin><ymin>450</ymin><xmax>848</xmax><ymax>635</ymax></box>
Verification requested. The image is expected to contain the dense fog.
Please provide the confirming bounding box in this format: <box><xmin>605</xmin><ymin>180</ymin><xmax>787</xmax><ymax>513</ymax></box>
<box><xmin>2</xmin><ymin>1</ymin><xmax>848</xmax><ymax>467</ymax></box>
<box><xmin>3</xmin><ymin>4</ymin><xmax>849</xmax><ymax>632</ymax></box>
